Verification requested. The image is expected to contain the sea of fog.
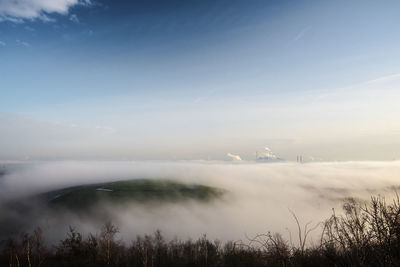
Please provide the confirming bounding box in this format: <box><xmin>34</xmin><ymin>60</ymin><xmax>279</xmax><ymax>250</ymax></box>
<box><xmin>1</xmin><ymin>160</ymin><xmax>400</xmax><ymax>245</ymax></box>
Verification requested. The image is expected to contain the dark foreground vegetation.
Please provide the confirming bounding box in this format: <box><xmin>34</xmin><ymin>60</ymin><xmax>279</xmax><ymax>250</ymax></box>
<box><xmin>2</xmin><ymin>195</ymin><xmax>400</xmax><ymax>267</ymax></box>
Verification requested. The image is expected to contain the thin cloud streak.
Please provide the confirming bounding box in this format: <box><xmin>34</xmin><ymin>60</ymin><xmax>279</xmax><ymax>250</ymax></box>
<box><xmin>292</xmin><ymin>26</ymin><xmax>311</xmax><ymax>42</ymax></box>
<box><xmin>16</xmin><ymin>39</ymin><xmax>30</xmax><ymax>47</ymax></box>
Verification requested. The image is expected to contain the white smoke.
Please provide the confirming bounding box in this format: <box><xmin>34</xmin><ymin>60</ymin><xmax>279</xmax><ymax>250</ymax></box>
<box><xmin>257</xmin><ymin>146</ymin><xmax>279</xmax><ymax>160</ymax></box>
<box><xmin>227</xmin><ymin>153</ymin><xmax>242</xmax><ymax>161</ymax></box>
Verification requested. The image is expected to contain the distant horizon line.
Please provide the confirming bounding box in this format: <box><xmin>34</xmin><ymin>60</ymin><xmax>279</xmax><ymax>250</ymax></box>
<box><xmin>1</xmin><ymin>159</ymin><xmax>400</xmax><ymax>164</ymax></box>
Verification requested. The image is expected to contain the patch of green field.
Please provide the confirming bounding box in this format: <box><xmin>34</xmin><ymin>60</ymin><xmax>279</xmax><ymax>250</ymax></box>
<box><xmin>41</xmin><ymin>179</ymin><xmax>225</xmax><ymax>210</ymax></box>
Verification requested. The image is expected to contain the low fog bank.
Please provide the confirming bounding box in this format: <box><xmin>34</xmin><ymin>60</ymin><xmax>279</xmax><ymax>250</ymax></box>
<box><xmin>1</xmin><ymin>160</ymin><xmax>400</xmax><ymax>244</ymax></box>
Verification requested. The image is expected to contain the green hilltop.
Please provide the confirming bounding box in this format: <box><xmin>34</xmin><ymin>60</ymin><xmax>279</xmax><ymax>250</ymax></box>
<box><xmin>41</xmin><ymin>179</ymin><xmax>225</xmax><ymax>210</ymax></box>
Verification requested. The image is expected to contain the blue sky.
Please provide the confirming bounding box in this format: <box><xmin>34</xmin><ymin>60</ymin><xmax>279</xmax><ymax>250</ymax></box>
<box><xmin>1</xmin><ymin>0</ymin><xmax>400</xmax><ymax>161</ymax></box>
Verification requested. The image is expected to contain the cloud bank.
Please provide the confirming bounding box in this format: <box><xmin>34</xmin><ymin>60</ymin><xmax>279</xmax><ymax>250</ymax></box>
<box><xmin>1</xmin><ymin>160</ymin><xmax>400</xmax><ymax>244</ymax></box>
<box><xmin>0</xmin><ymin>0</ymin><xmax>90</xmax><ymax>22</ymax></box>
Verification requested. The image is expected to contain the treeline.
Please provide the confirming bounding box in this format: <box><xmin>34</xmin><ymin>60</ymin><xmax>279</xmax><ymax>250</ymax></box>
<box><xmin>2</xmin><ymin>195</ymin><xmax>400</xmax><ymax>266</ymax></box>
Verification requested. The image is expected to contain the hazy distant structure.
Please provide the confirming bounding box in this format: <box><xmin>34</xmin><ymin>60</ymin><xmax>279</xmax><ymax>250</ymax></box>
<box><xmin>256</xmin><ymin>147</ymin><xmax>283</xmax><ymax>162</ymax></box>
<box><xmin>296</xmin><ymin>155</ymin><xmax>303</xmax><ymax>163</ymax></box>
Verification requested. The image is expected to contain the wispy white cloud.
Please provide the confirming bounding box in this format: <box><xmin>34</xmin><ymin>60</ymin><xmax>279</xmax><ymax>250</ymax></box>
<box><xmin>69</xmin><ymin>13</ymin><xmax>79</xmax><ymax>23</ymax></box>
<box><xmin>16</xmin><ymin>39</ymin><xmax>30</xmax><ymax>47</ymax></box>
<box><xmin>0</xmin><ymin>0</ymin><xmax>91</xmax><ymax>22</ymax></box>
<box><xmin>95</xmin><ymin>125</ymin><xmax>117</xmax><ymax>134</ymax></box>
<box><xmin>0</xmin><ymin>40</ymin><xmax>5</xmax><ymax>46</ymax></box>
<box><xmin>24</xmin><ymin>25</ymin><xmax>35</xmax><ymax>31</ymax></box>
